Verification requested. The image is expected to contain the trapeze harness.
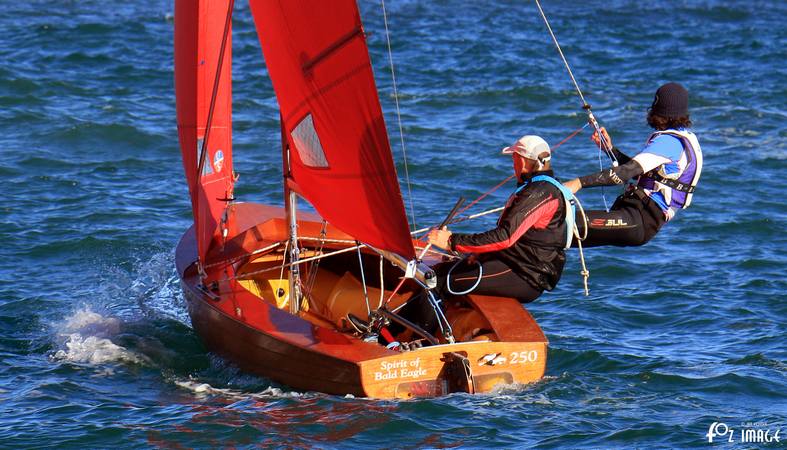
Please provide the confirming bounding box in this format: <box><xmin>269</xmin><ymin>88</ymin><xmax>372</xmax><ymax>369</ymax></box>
<box><xmin>446</xmin><ymin>175</ymin><xmax>581</xmax><ymax>295</ymax></box>
<box><xmin>577</xmin><ymin>129</ymin><xmax>703</xmax><ymax>248</ymax></box>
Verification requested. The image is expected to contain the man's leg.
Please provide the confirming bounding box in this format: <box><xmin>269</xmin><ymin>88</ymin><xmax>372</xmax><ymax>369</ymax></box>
<box><xmin>575</xmin><ymin>206</ymin><xmax>645</xmax><ymax>247</ymax></box>
<box><xmin>397</xmin><ymin>259</ymin><xmax>541</xmax><ymax>334</ymax></box>
<box><xmin>439</xmin><ymin>258</ymin><xmax>542</xmax><ymax>303</ymax></box>
<box><xmin>574</xmin><ymin>193</ymin><xmax>666</xmax><ymax>248</ymax></box>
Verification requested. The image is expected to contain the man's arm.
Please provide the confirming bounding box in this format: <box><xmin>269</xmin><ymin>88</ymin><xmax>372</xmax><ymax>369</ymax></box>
<box><xmin>450</xmin><ymin>189</ymin><xmax>559</xmax><ymax>253</ymax></box>
<box><xmin>577</xmin><ymin>159</ymin><xmax>646</xmax><ymax>188</ymax></box>
<box><xmin>610</xmin><ymin>146</ymin><xmax>633</xmax><ymax>164</ymax></box>
<box><xmin>565</xmin><ymin>135</ymin><xmax>681</xmax><ymax>193</ymax></box>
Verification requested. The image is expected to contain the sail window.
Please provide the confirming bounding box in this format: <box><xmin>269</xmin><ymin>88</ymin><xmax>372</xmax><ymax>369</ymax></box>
<box><xmin>197</xmin><ymin>138</ymin><xmax>214</xmax><ymax>176</ymax></box>
<box><xmin>291</xmin><ymin>114</ymin><xmax>329</xmax><ymax>168</ymax></box>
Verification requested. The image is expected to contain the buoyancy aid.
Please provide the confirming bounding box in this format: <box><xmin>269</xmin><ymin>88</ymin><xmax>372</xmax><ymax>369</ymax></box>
<box><xmin>517</xmin><ymin>174</ymin><xmax>577</xmax><ymax>249</ymax></box>
<box><xmin>636</xmin><ymin>129</ymin><xmax>703</xmax><ymax>218</ymax></box>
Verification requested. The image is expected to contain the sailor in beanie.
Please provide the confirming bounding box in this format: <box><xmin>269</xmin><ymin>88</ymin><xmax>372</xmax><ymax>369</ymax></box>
<box><xmin>563</xmin><ymin>82</ymin><xmax>703</xmax><ymax>247</ymax></box>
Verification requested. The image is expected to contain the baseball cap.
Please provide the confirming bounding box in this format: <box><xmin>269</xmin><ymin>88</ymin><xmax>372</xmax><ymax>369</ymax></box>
<box><xmin>501</xmin><ymin>135</ymin><xmax>551</xmax><ymax>161</ymax></box>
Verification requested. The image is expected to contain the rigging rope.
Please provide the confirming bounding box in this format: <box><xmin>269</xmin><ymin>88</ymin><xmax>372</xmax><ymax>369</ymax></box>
<box><xmin>278</xmin><ymin>239</ymin><xmax>289</xmax><ymax>283</ymax></box>
<box><xmin>534</xmin><ymin>0</ymin><xmax>586</xmax><ymax>108</ymax></box>
<box><xmin>597</xmin><ymin>137</ymin><xmax>611</xmax><ymax>211</ymax></box>
<box><xmin>553</xmin><ymin>123</ymin><xmax>590</xmax><ymax>150</ymax></box>
<box><xmin>446</xmin><ymin>258</ymin><xmax>483</xmax><ymax>295</ymax></box>
<box><xmin>410</xmin><ymin>124</ymin><xmax>590</xmax><ymax>237</ymax></box>
<box><xmin>572</xmin><ymin>192</ymin><xmax>591</xmax><ymax>295</ymax></box>
<box><xmin>234</xmin><ymin>243</ymin><xmax>364</xmax><ymax>281</ymax></box>
<box><xmin>203</xmin><ymin>240</ymin><xmax>282</xmax><ymax>270</ymax></box>
<box><xmin>378</xmin><ymin>255</ymin><xmax>385</xmax><ymax>308</ymax></box>
<box><xmin>451</xmin><ymin>123</ymin><xmax>589</xmax><ymax>220</ymax></box>
<box><xmin>383</xmin><ymin>276</ymin><xmax>407</xmax><ymax>308</ymax></box>
<box><xmin>356</xmin><ymin>242</ymin><xmax>372</xmax><ymax>316</ymax></box>
<box><xmin>303</xmin><ymin>221</ymin><xmax>328</xmax><ymax>299</ymax></box>
<box><xmin>533</xmin><ymin>0</ymin><xmax>617</xmax><ymax>170</ymax></box>
<box><xmin>454</xmin><ymin>174</ymin><xmax>516</xmax><ymax>219</ymax></box>
<box><xmin>380</xmin><ymin>0</ymin><xmax>417</xmax><ymax>231</ymax></box>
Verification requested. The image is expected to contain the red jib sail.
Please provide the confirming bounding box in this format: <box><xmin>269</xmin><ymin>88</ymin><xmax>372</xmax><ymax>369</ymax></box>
<box><xmin>250</xmin><ymin>0</ymin><xmax>415</xmax><ymax>259</ymax></box>
<box><xmin>174</xmin><ymin>0</ymin><xmax>236</xmax><ymax>264</ymax></box>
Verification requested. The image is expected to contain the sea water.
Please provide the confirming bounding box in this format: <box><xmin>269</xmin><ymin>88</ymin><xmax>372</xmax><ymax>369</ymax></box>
<box><xmin>1</xmin><ymin>1</ymin><xmax>785</xmax><ymax>448</ymax></box>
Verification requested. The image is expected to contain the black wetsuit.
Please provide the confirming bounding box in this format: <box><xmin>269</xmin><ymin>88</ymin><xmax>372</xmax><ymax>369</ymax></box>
<box><xmin>576</xmin><ymin>187</ymin><xmax>666</xmax><ymax>247</ymax></box>
<box><xmin>573</xmin><ymin>147</ymin><xmax>666</xmax><ymax>248</ymax></box>
<box><xmin>399</xmin><ymin>171</ymin><xmax>568</xmax><ymax>333</ymax></box>
<box><xmin>441</xmin><ymin>170</ymin><xmax>569</xmax><ymax>303</ymax></box>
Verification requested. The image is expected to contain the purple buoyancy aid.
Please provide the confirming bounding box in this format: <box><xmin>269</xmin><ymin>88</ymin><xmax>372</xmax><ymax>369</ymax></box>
<box><xmin>636</xmin><ymin>129</ymin><xmax>703</xmax><ymax>219</ymax></box>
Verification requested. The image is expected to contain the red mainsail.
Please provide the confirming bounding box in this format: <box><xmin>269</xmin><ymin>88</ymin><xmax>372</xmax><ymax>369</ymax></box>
<box><xmin>250</xmin><ymin>0</ymin><xmax>415</xmax><ymax>259</ymax></box>
<box><xmin>174</xmin><ymin>0</ymin><xmax>236</xmax><ymax>264</ymax></box>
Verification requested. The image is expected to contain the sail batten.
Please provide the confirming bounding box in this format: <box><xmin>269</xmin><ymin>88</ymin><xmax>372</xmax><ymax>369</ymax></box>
<box><xmin>250</xmin><ymin>0</ymin><xmax>415</xmax><ymax>258</ymax></box>
<box><xmin>301</xmin><ymin>26</ymin><xmax>364</xmax><ymax>72</ymax></box>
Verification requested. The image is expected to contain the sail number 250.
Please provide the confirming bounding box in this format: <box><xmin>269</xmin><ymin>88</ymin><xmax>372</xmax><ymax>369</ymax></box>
<box><xmin>509</xmin><ymin>350</ymin><xmax>538</xmax><ymax>364</ymax></box>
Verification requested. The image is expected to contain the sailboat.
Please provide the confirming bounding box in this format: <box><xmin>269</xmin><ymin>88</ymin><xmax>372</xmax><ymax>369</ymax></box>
<box><xmin>173</xmin><ymin>0</ymin><xmax>548</xmax><ymax>398</ymax></box>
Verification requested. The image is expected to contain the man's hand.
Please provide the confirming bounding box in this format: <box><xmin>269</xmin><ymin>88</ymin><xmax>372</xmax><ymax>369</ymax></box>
<box><xmin>591</xmin><ymin>127</ymin><xmax>612</xmax><ymax>148</ymax></box>
<box><xmin>563</xmin><ymin>178</ymin><xmax>582</xmax><ymax>194</ymax></box>
<box><xmin>427</xmin><ymin>226</ymin><xmax>452</xmax><ymax>249</ymax></box>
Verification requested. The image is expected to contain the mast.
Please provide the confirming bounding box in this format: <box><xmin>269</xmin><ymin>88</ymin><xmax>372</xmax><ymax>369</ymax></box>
<box><xmin>282</xmin><ymin>119</ymin><xmax>303</xmax><ymax>314</ymax></box>
<box><xmin>286</xmin><ymin>187</ymin><xmax>303</xmax><ymax>314</ymax></box>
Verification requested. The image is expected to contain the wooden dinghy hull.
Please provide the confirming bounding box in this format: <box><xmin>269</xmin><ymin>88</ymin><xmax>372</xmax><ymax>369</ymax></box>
<box><xmin>176</xmin><ymin>202</ymin><xmax>547</xmax><ymax>399</ymax></box>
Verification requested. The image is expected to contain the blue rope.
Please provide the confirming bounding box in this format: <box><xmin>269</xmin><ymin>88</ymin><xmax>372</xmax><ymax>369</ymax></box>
<box><xmin>596</xmin><ymin>140</ymin><xmax>611</xmax><ymax>212</ymax></box>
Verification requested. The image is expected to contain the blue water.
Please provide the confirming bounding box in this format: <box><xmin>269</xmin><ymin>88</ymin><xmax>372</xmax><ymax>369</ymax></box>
<box><xmin>1</xmin><ymin>1</ymin><xmax>785</xmax><ymax>448</ymax></box>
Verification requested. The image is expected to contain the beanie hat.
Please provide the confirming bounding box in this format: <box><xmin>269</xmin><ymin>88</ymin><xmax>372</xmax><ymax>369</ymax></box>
<box><xmin>650</xmin><ymin>82</ymin><xmax>689</xmax><ymax>118</ymax></box>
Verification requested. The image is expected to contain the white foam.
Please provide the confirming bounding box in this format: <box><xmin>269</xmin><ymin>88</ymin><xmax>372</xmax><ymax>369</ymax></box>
<box><xmin>174</xmin><ymin>380</ymin><xmax>223</xmax><ymax>395</ymax></box>
<box><xmin>173</xmin><ymin>378</ymin><xmax>304</xmax><ymax>399</ymax></box>
<box><xmin>485</xmin><ymin>376</ymin><xmax>557</xmax><ymax>400</ymax></box>
<box><xmin>53</xmin><ymin>333</ymin><xmax>146</xmax><ymax>365</ymax></box>
<box><xmin>60</xmin><ymin>308</ymin><xmax>120</xmax><ymax>336</ymax></box>
<box><xmin>132</xmin><ymin>250</ymin><xmax>191</xmax><ymax>325</ymax></box>
<box><xmin>51</xmin><ymin>307</ymin><xmax>148</xmax><ymax>366</ymax></box>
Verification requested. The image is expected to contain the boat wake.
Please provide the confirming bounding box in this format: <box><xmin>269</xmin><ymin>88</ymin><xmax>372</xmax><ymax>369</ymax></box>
<box><xmin>46</xmin><ymin>249</ymin><xmax>302</xmax><ymax>399</ymax></box>
<box><xmin>173</xmin><ymin>378</ymin><xmax>306</xmax><ymax>399</ymax></box>
<box><xmin>51</xmin><ymin>307</ymin><xmax>150</xmax><ymax>366</ymax></box>
<box><xmin>48</xmin><ymin>249</ymin><xmax>184</xmax><ymax>368</ymax></box>
<box><xmin>129</xmin><ymin>249</ymin><xmax>191</xmax><ymax>325</ymax></box>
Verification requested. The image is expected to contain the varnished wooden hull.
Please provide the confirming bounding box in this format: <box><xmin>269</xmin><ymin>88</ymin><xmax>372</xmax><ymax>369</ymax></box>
<box><xmin>176</xmin><ymin>202</ymin><xmax>548</xmax><ymax>398</ymax></box>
